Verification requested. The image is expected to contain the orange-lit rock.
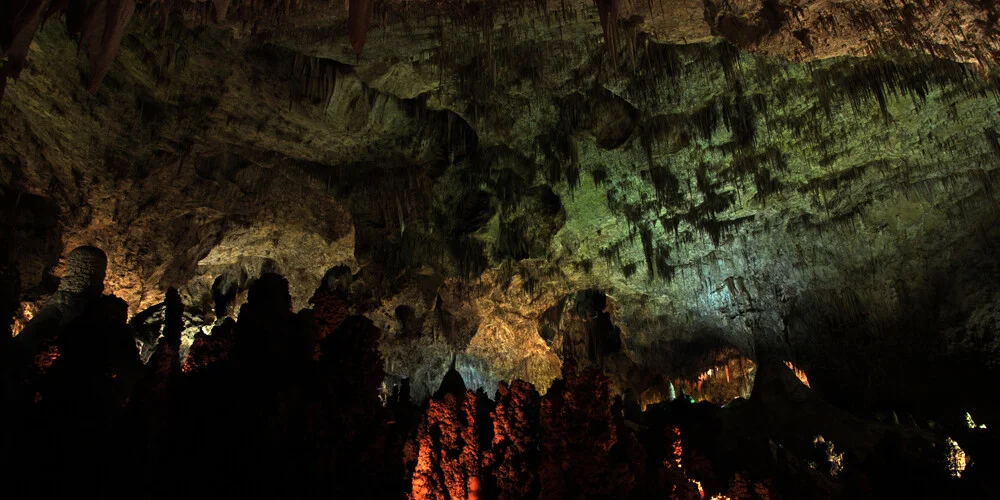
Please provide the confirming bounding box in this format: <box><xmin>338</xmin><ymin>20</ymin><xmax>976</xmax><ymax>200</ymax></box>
<box><xmin>539</xmin><ymin>363</ymin><xmax>618</xmax><ymax>499</ymax></box>
<box><xmin>675</xmin><ymin>350</ymin><xmax>756</xmax><ymax>405</ymax></box>
<box><xmin>784</xmin><ymin>361</ymin><xmax>810</xmax><ymax>388</ymax></box>
<box><xmin>412</xmin><ymin>388</ymin><xmax>489</xmax><ymax>500</ymax></box>
<box><xmin>32</xmin><ymin>342</ymin><xmax>59</xmax><ymax>373</ymax></box>
<box><xmin>654</xmin><ymin>425</ymin><xmax>708</xmax><ymax>500</ymax></box>
<box><xmin>492</xmin><ymin>380</ymin><xmax>541</xmax><ymax>499</ymax></box>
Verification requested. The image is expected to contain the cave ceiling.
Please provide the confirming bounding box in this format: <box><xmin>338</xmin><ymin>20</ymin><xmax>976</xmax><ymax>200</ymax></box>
<box><xmin>3</xmin><ymin>0</ymin><xmax>1000</xmax><ymax>405</ymax></box>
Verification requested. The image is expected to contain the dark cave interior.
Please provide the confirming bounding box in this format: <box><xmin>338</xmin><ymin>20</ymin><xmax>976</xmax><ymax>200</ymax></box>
<box><xmin>4</xmin><ymin>0</ymin><xmax>1000</xmax><ymax>498</ymax></box>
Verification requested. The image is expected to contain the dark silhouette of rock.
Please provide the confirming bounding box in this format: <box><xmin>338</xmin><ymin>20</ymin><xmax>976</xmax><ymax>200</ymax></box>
<box><xmin>30</xmin><ymin>291</ymin><xmax>141</xmax><ymax>498</ymax></box>
<box><xmin>1</xmin><ymin>268</ymin><xmax>993</xmax><ymax>499</ymax></box>
<box><xmin>0</xmin><ymin>248</ymin><xmax>32</xmax><ymax>497</ymax></box>
<box><xmin>231</xmin><ymin>272</ymin><xmax>305</xmax><ymax>374</ymax></box>
<box><xmin>435</xmin><ymin>354</ymin><xmax>467</xmax><ymax>400</ymax></box>
<box><xmin>183</xmin><ymin>279</ymin><xmax>238</xmax><ymax>374</ymax></box>
<box><xmin>123</xmin><ymin>287</ymin><xmax>184</xmax><ymax>499</ymax></box>
<box><xmin>1</xmin><ymin>250</ymin><xmax>18</xmax><ymax>337</ymax></box>
<box><xmin>182</xmin><ymin>316</ymin><xmax>235</xmax><ymax>373</ymax></box>
<box><xmin>16</xmin><ymin>245</ymin><xmax>108</xmax><ymax>358</ymax></box>
<box><xmin>309</xmin><ymin>283</ymin><xmax>350</xmax><ymax>357</ymax></box>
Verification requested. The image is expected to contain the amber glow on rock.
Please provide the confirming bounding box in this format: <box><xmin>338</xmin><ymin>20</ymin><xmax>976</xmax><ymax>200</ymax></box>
<box><xmin>11</xmin><ymin>302</ymin><xmax>36</xmax><ymax>337</ymax></box>
<box><xmin>784</xmin><ymin>361</ymin><xmax>811</xmax><ymax>388</ymax></box>
<box><xmin>946</xmin><ymin>437</ymin><xmax>967</xmax><ymax>478</ymax></box>
<box><xmin>406</xmin><ymin>364</ymin><xmax>759</xmax><ymax>499</ymax></box>
<box><xmin>676</xmin><ymin>353</ymin><xmax>756</xmax><ymax>405</ymax></box>
<box><xmin>33</xmin><ymin>343</ymin><xmax>59</xmax><ymax>373</ymax></box>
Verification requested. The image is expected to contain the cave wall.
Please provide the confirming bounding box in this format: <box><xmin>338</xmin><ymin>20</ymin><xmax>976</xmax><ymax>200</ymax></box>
<box><xmin>2</xmin><ymin>0</ymin><xmax>1000</xmax><ymax>411</ymax></box>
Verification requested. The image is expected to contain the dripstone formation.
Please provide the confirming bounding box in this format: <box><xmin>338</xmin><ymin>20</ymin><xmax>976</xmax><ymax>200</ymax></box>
<box><xmin>3</xmin><ymin>1</ymin><xmax>1000</xmax><ymax>498</ymax></box>
<box><xmin>1</xmin><ymin>263</ymin><xmax>994</xmax><ymax>498</ymax></box>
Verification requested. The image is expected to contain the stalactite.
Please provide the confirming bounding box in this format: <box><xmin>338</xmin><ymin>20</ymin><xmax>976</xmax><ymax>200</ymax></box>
<box><xmin>689</xmin><ymin>101</ymin><xmax>721</xmax><ymax>142</ymax></box>
<box><xmin>984</xmin><ymin>127</ymin><xmax>1000</xmax><ymax>163</ymax></box>
<box><xmin>348</xmin><ymin>0</ymin><xmax>375</xmax><ymax>56</ymax></box>
<box><xmin>809</xmin><ymin>55</ymin><xmax>981</xmax><ymax>125</ymax></box>
<box><xmin>622</xmin><ymin>262</ymin><xmax>638</xmax><ymax>278</ymax></box>
<box><xmin>718</xmin><ymin>41</ymin><xmax>742</xmax><ymax>83</ymax></box>
<box><xmin>85</xmin><ymin>0</ymin><xmax>137</xmax><ymax>94</ymax></box>
<box><xmin>798</xmin><ymin>164</ymin><xmax>868</xmax><ymax>197</ymax></box>
<box><xmin>640</xmin><ymin>226</ymin><xmax>658</xmax><ymax>280</ymax></box>
<box><xmin>594</xmin><ymin>0</ymin><xmax>619</xmax><ymax>67</ymax></box>
<box><xmin>452</xmin><ymin>235</ymin><xmax>488</xmax><ymax>280</ymax></box>
<box><xmin>641</xmin><ymin>158</ymin><xmax>681</xmax><ymax>206</ymax></box>
<box><xmin>659</xmin><ymin>216</ymin><xmax>681</xmax><ymax>243</ymax></box>
<box><xmin>2</xmin><ymin>0</ymin><xmax>319</xmax><ymax>99</ymax></box>
<box><xmin>721</xmin><ymin>92</ymin><xmax>757</xmax><ymax>149</ymax></box>
<box><xmin>0</xmin><ymin>0</ymin><xmax>49</xmax><ymax>100</ymax></box>
<box><xmin>598</xmin><ymin>238</ymin><xmax>628</xmax><ymax>269</ymax></box>
<box><xmin>212</xmin><ymin>0</ymin><xmax>232</xmax><ymax>22</ymax></box>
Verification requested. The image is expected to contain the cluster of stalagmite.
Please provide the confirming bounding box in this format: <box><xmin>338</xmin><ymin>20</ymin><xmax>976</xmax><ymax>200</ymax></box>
<box><xmin>1</xmin><ymin>247</ymin><xmax>406</xmax><ymax>498</ymax></box>
<box><xmin>0</xmin><ymin>246</ymin><xmax>997</xmax><ymax>499</ymax></box>
<box><xmin>406</xmin><ymin>358</ymin><xmax>785</xmax><ymax>499</ymax></box>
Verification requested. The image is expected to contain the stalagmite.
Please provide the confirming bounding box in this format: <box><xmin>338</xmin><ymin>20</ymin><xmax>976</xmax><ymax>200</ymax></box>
<box><xmin>492</xmin><ymin>380</ymin><xmax>541</xmax><ymax>499</ymax></box>
<box><xmin>4</xmin><ymin>0</ymin><xmax>1000</xmax><ymax>497</ymax></box>
<box><xmin>15</xmin><ymin>246</ymin><xmax>108</xmax><ymax>358</ymax></box>
<box><xmin>539</xmin><ymin>363</ymin><xmax>617</xmax><ymax>498</ymax></box>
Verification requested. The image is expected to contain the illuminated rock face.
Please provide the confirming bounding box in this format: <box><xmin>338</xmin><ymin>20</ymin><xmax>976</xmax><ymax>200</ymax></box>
<box><xmin>57</xmin><ymin>246</ymin><xmax>107</xmax><ymax>296</ymax></box>
<box><xmin>2</xmin><ymin>0</ymin><xmax>1000</xmax><ymax>420</ymax></box>
<box><xmin>491</xmin><ymin>380</ymin><xmax>541</xmax><ymax>499</ymax></box>
<box><xmin>412</xmin><ymin>390</ymin><xmax>490</xmax><ymax>500</ymax></box>
<box><xmin>410</xmin><ymin>362</ymin><xmax>706</xmax><ymax>499</ymax></box>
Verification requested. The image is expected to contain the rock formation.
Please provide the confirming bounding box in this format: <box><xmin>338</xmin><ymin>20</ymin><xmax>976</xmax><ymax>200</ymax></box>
<box><xmin>4</xmin><ymin>1</ymin><xmax>1000</xmax><ymax>413</ymax></box>
<box><xmin>15</xmin><ymin>245</ymin><xmax>108</xmax><ymax>358</ymax></box>
<box><xmin>0</xmin><ymin>266</ymin><xmax>996</xmax><ymax>497</ymax></box>
<box><xmin>3</xmin><ymin>0</ymin><xmax>1000</xmax><ymax>496</ymax></box>
<box><xmin>491</xmin><ymin>380</ymin><xmax>541</xmax><ymax>499</ymax></box>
